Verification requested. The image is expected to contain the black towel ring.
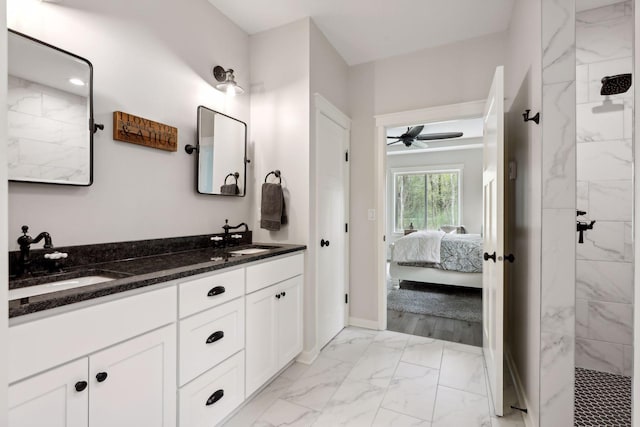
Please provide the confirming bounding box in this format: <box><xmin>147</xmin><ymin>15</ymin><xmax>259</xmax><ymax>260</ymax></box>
<box><xmin>224</xmin><ymin>172</ymin><xmax>240</xmax><ymax>185</ymax></box>
<box><xmin>264</xmin><ymin>170</ymin><xmax>281</xmax><ymax>184</ymax></box>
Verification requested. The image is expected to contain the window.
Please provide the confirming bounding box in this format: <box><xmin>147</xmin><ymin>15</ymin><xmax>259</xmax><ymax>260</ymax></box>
<box><xmin>394</xmin><ymin>169</ymin><xmax>461</xmax><ymax>232</ymax></box>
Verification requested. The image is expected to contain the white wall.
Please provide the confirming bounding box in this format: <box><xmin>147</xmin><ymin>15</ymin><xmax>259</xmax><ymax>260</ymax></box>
<box><xmin>504</xmin><ymin>2</ymin><xmax>542</xmax><ymax>425</ymax></box>
<box><xmin>7</xmin><ymin>0</ymin><xmax>251</xmax><ymax>249</ymax></box>
<box><xmin>348</xmin><ymin>32</ymin><xmax>507</xmax><ymax>323</ymax></box>
<box><xmin>1</xmin><ymin>0</ymin><xmax>9</xmax><ymax>421</ymax></box>
<box><xmin>249</xmin><ymin>18</ymin><xmax>314</xmax><ymax>353</ymax></box>
<box><xmin>386</xmin><ymin>146</ymin><xmax>484</xmax><ymax>247</ymax></box>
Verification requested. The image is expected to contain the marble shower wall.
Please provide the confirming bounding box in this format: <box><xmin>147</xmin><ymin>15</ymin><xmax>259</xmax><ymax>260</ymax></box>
<box><xmin>7</xmin><ymin>75</ymin><xmax>89</xmax><ymax>183</ymax></box>
<box><xmin>575</xmin><ymin>1</ymin><xmax>634</xmax><ymax>377</ymax></box>
<box><xmin>541</xmin><ymin>0</ymin><xmax>576</xmax><ymax>425</ymax></box>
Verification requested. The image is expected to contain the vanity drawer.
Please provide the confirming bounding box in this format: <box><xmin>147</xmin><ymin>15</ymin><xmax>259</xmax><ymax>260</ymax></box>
<box><xmin>179</xmin><ymin>350</ymin><xmax>245</xmax><ymax>427</ymax></box>
<box><xmin>246</xmin><ymin>253</ymin><xmax>304</xmax><ymax>294</ymax></box>
<box><xmin>179</xmin><ymin>297</ymin><xmax>245</xmax><ymax>386</ymax></box>
<box><xmin>179</xmin><ymin>268</ymin><xmax>244</xmax><ymax>318</ymax></box>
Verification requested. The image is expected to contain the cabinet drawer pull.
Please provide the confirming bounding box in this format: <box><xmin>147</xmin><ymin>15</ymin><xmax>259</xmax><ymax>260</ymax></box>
<box><xmin>207</xmin><ymin>286</ymin><xmax>226</xmax><ymax>297</ymax></box>
<box><xmin>206</xmin><ymin>330</ymin><xmax>225</xmax><ymax>344</ymax></box>
<box><xmin>75</xmin><ymin>381</ymin><xmax>88</xmax><ymax>392</ymax></box>
<box><xmin>96</xmin><ymin>372</ymin><xmax>108</xmax><ymax>383</ymax></box>
<box><xmin>205</xmin><ymin>389</ymin><xmax>224</xmax><ymax>406</ymax></box>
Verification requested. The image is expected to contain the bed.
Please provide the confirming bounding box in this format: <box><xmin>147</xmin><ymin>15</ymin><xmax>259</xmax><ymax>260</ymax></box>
<box><xmin>389</xmin><ymin>231</ymin><xmax>483</xmax><ymax>288</ymax></box>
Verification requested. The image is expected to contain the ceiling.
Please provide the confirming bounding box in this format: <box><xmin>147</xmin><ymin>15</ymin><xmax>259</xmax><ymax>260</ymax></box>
<box><xmin>386</xmin><ymin>117</ymin><xmax>484</xmax><ymax>155</ymax></box>
<box><xmin>207</xmin><ymin>0</ymin><xmax>515</xmax><ymax>65</ymax></box>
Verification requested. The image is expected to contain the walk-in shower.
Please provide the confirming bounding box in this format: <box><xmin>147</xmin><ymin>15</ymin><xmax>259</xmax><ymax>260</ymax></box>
<box><xmin>575</xmin><ymin>1</ymin><xmax>634</xmax><ymax>425</ymax></box>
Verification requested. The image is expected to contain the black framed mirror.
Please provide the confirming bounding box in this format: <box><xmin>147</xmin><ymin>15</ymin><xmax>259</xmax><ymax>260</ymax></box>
<box><xmin>195</xmin><ymin>106</ymin><xmax>247</xmax><ymax>196</ymax></box>
<box><xmin>7</xmin><ymin>29</ymin><xmax>95</xmax><ymax>186</ymax></box>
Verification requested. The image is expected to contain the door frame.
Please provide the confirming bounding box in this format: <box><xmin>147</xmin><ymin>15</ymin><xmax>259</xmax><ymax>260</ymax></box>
<box><xmin>313</xmin><ymin>93</ymin><xmax>351</xmax><ymax>350</ymax></box>
<box><xmin>374</xmin><ymin>100</ymin><xmax>486</xmax><ymax>330</ymax></box>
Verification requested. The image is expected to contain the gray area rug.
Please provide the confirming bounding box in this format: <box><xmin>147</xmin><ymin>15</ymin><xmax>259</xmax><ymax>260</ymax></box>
<box><xmin>387</xmin><ymin>281</ymin><xmax>482</xmax><ymax>322</ymax></box>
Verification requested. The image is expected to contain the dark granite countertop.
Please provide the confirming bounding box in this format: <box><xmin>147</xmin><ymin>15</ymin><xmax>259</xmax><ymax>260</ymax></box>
<box><xmin>8</xmin><ymin>243</ymin><xmax>305</xmax><ymax>318</ymax></box>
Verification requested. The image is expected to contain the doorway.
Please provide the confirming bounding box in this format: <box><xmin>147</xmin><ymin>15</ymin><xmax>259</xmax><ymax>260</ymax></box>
<box><xmin>384</xmin><ymin>117</ymin><xmax>485</xmax><ymax>346</ymax></box>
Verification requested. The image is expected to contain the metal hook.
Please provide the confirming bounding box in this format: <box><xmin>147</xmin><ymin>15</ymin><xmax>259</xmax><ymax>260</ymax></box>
<box><xmin>523</xmin><ymin>110</ymin><xmax>540</xmax><ymax>124</ymax></box>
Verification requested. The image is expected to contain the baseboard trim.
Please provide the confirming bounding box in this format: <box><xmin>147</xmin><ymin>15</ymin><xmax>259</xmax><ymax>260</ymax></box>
<box><xmin>296</xmin><ymin>348</ymin><xmax>319</xmax><ymax>365</ymax></box>
<box><xmin>348</xmin><ymin>317</ymin><xmax>381</xmax><ymax>330</ymax></box>
<box><xmin>505</xmin><ymin>347</ymin><xmax>537</xmax><ymax>427</ymax></box>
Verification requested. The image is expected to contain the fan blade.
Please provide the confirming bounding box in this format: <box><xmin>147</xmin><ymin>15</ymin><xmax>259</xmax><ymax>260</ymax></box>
<box><xmin>415</xmin><ymin>132</ymin><xmax>463</xmax><ymax>141</ymax></box>
<box><xmin>387</xmin><ymin>136</ymin><xmax>402</xmax><ymax>139</ymax></box>
<box><xmin>387</xmin><ymin>139</ymin><xmax>401</xmax><ymax>146</ymax></box>
<box><xmin>406</xmin><ymin>125</ymin><xmax>425</xmax><ymax>139</ymax></box>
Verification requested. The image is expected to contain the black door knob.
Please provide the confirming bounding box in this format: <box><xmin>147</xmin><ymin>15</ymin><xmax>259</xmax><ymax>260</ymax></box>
<box><xmin>504</xmin><ymin>254</ymin><xmax>515</xmax><ymax>263</ymax></box>
<box><xmin>281</xmin><ymin>291</ymin><xmax>286</xmax><ymax>298</ymax></box>
<box><xmin>320</xmin><ymin>239</ymin><xmax>330</xmax><ymax>247</ymax></box>
<box><xmin>483</xmin><ymin>252</ymin><xmax>497</xmax><ymax>262</ymax></box>
<box><xmin>275</xmin><ymin>294</ymin><xmax>281</xmax><ymax>299</ymax></box>
<box><xmin>75</xmin><ymin>381</ymin><xmax>88</xmax><ymax>392</ymax></box>
<box><xmin>96</xmin><ymin>372</ymin><xmax>108</xmax><ymax>383</ymax></box>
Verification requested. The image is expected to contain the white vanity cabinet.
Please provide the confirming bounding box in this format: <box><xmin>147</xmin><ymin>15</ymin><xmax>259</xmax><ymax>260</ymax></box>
<box><xmin>245</xmin><ymin>255</ymin><xmax>303</xmax><ymax>396</ymax></box>
<box><xmin>8</xmin><ymin>359</ymin><xmax>88</xmax><ymax>427</ymax></box>
<box><xmin>8</xmin><ymin>286</ymin><xmax>177</xmax><ymax>427</ymax></box>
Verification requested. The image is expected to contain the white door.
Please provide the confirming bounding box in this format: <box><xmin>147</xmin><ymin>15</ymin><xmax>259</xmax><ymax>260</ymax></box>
<box><xmin>315</xmin><ymin>94</ymin><xmax>350</xmax><ymax>350</ymax></box>
<box><xmin>89</xmin><ymin>324</ymin><xmax>176</xmax><ymax>427</ymax></box>
<box><xmin>245</xmin><ymin>285</ymin><xmax>279</xmax><ymax>396</ymax></box>
<box><xmin>482</xmin><ymin>66</ymin><xmax>505</xmax><ymax>416</ymax></box>
<box><xmin>278</xmin><ymin>276</ymin><xmax>304</xmax><ymax>365</ymax></box>
<box><xmin>9</xmin><ymin>359</ymin><xmax>89</xmax><ymax>427</ymax></box>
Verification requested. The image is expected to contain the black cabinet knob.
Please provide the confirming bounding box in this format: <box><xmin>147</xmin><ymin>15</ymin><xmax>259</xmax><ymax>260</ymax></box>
<box><xmin>483</xmin><ymin>252</ymin><xmax>497</xmax><ymax>262</ymax></box>
<box><xmin>207</xmin><ymin>286</ymin><xmax>226</xmax><ymax>297</ymax></box>
<box><xmin>281</xmin><ymin>291</ymin><xmax>286</xmax><ymax>298</ymax></box>
<box><xmin>96</xmin><ymin>372</ymin><xmax>108</xmax><ymax>383</ymax></box>
<box><xmin>320</xmin><ymin>239</ymin><xmax>330</xmax><ymax>247</ymax></box>
<box><xmin>206</xmin><ymin>330</ymin><xmax>225</xmax><ymax>344</ymax></box>
<box><xmin>205</xmin><ymin>389</ymin><xmax>224</xmax><ymax>406</ymax></box>
<box><xmin>275</xmin><ymin>294</ymin><xmax>281</xmax><ymax>299</ymax></box>
<box><xmin>504</xmin><ymin>254</ymin><xmax>515</xmax><ymax>263</ymax></box>
<box><xmin>75</xmin><ymin>381</ymin><xmax>88</xmax><ymax>392</ymax></box>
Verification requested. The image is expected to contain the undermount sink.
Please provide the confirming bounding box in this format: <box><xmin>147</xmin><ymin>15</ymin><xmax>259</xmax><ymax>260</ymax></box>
<box><xmin>228</xmin><ymin>245</ymin><xmax>280</xmax><ymax>256</ymax></box>
<box><xmin>9</xmin><ymin>275</ymin><xmax>115</xmax><ymax>300</ymax></box>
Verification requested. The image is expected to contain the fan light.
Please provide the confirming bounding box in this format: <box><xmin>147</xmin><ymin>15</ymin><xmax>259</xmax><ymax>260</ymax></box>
<box><xmin>213</xmin><ymin>66</ymin><xmax>244</xmax><ymax>96</ymax></box>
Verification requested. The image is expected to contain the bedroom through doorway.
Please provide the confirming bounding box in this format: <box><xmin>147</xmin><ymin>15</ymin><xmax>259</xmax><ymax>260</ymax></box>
<box><xmin>384</xmin><ymin>114</ymin><xmax>485</xmax><ymax>347</ymax></box>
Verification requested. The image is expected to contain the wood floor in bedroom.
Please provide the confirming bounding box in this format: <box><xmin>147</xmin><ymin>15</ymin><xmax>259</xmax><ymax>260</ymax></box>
<box><xmin>386</xmin><ymin>309</ymin><xmax>483</xmax><ymax>347</ymax></box>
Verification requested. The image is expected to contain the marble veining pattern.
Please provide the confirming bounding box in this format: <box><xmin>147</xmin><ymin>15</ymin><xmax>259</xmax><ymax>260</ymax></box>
<box><xmin>574</xmin><ymin>0</ymin><xmax>634</xmax><ymax>378</ymax></box>
<box><xmin>7</xmin><ymin>75</ymin><xmax>89</xmax><ymax>183</ymax></box>
<box><xmin>225</xmin><ymin>328</ymin><xmax>526</xmax><ymax>426</ymax></box>
<box><xmin>542</xmin><ymin>0</ymin><xmax>576</xmax><ymax>83</ymax></box>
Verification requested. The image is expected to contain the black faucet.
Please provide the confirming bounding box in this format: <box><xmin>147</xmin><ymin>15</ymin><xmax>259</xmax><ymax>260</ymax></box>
<box><xmin>17</xmin><ymin>225</ymin><xmax>53</xmax><ymax>275</ymax></box>
<box><xmin>222</xmin><ymin>219</ymin><xmax>249</xmax><ymax>246</ymax></box>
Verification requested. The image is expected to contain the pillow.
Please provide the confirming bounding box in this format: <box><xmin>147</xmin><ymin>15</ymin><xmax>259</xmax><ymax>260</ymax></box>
<box><xmin>440</xmin><ymin>225</ymin><xmax>466</xmax><ymax>234</ymax></box>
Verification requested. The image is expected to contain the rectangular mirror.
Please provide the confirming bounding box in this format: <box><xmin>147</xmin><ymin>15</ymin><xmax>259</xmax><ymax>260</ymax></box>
<box><xmin>196</xmin><ymin>106</ymin><xmax>247</xmax><ymax>196</ymax></box>
<box><xmin>7</xmin><ymin>30</ymin><xmax>94</xmax><ymax>186</ymax></box>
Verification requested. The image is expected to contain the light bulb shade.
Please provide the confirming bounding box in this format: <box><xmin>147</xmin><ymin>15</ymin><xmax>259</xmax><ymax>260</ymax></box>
<box><xmin>213</xmin><ymin>65</ymin><xmax>244</xmax><ymax>95</ymax></box>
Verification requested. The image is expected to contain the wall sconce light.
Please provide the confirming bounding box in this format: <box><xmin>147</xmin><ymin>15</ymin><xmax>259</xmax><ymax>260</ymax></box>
<box><xmin>213</xmin><ymin>66</ymin><xmax>244</xmax><ymax>96</ymax></box>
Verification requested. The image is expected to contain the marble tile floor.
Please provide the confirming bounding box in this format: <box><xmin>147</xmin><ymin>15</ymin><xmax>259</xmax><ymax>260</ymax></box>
<box><xmin>224</xmin><ymin>327</ymin><xmax>525</xmax><ymax>427</ymax></box>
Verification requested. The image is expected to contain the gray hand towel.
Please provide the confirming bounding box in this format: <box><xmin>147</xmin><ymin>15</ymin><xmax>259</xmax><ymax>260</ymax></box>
<box><xmin>260</xmin><ymin>183</ymin><xmax>287</xmax><ymax>231</ymax></box>
<box><xmin>220</xmin><ymin>183</ymin><xmax>240</xmax><ymax>195</ymax></box>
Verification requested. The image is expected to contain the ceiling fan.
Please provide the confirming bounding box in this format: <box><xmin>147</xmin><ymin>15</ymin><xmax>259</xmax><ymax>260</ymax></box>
<box><xmin>386</xmin><ymin>125</ymin><xmax>463</xmax><ymax>148</ymax></box>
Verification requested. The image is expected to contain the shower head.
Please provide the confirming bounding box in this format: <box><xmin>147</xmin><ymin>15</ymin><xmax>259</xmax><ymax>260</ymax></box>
<box><xmin>600</xmin><ymin>73</ymin><xmax>632</xmax><ymax>96</ymax></box>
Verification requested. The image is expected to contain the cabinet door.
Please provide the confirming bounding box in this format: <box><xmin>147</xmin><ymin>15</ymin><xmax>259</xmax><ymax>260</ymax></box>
<box><xmin>277</xmin><ymin>276</ymin><xmax>303</xmax><ymax>366</ymax></box>
<box><xmin>245</xmin><ymin>285</ymin><xmax>278</xmax><ymax>396</ymax></box>
<box><xmin>89</xmin><ymin>324</ymin><xmax>176</xmax><ymax>427</ymax></box>
<box><xmin>9</xmin><ymin>358</ymin><xmax>89</xmax><ymax>427</ymax></box>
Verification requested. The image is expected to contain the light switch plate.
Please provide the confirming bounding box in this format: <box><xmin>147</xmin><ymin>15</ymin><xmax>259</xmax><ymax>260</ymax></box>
<box><xmin>367</xmin><ymin>209</ymin><xmax>376</xmax><ymax>221</ymax></box>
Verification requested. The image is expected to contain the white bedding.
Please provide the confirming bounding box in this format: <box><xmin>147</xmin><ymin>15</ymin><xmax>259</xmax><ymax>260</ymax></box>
<box><xmin>391</xmin><ymin>230</ymin><xmax>446</xmax><ymax>263</ymax></box>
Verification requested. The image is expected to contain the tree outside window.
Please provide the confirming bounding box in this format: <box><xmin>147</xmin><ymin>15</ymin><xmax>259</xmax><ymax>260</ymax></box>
<box><xmin>394</xmin><ymin>170</ymin><xmax>460</xmax><ymax>232</ymax></box>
